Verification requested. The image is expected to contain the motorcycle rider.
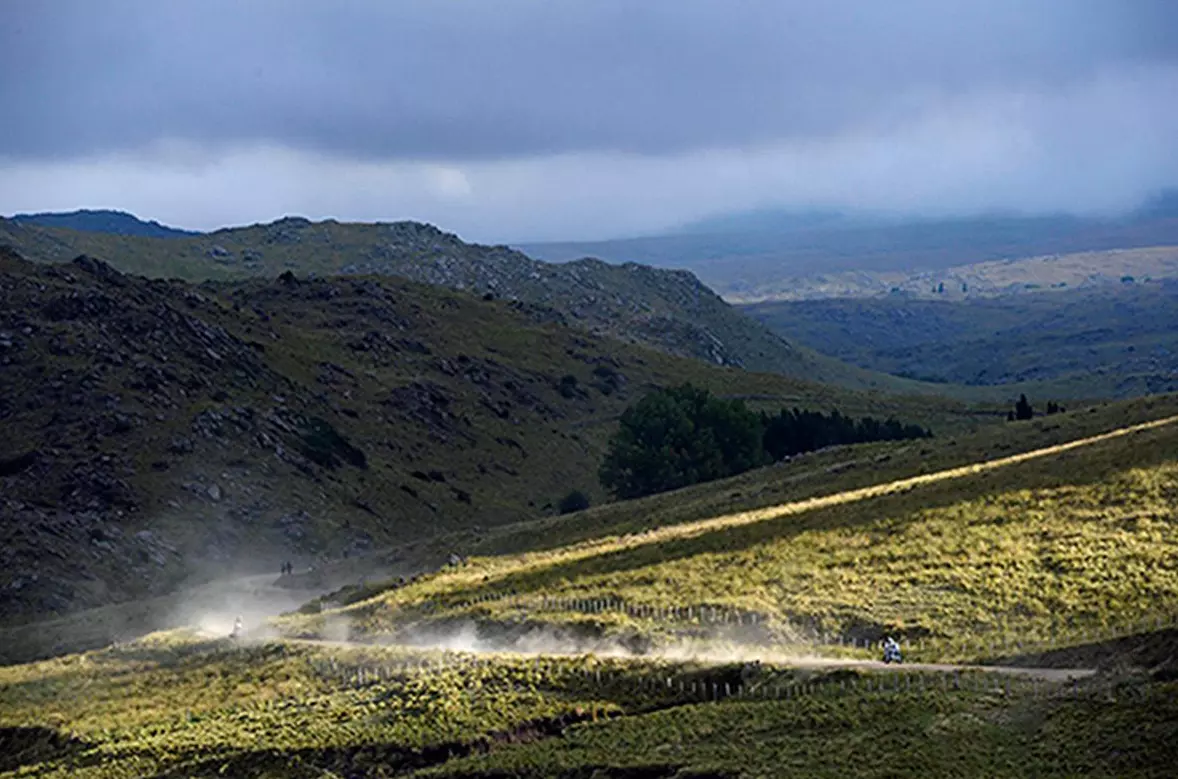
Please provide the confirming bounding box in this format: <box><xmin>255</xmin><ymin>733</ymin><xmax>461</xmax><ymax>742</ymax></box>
<box><xmin>882</xmin><ymin>635</ymin><xmax>902</xmax><ymax>663</ymax></box>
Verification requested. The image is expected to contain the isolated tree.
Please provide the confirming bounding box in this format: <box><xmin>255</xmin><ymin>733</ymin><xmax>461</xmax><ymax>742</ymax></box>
<box><xmin>599</xmin><ymin>384</ymin><xmax>765</xmax><ymax>499</ymax></box>
<box><xmin>1014</xmin><ymin>394</ymin><xmax>1034</xmax><ymax>421</ymax></box>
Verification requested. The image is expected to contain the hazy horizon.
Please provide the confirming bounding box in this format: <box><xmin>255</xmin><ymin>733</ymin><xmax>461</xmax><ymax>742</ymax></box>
<box><xmin>6</xmin><ymin>189</ymin><xmax>1177</xmax><ymax>247</ymax></box>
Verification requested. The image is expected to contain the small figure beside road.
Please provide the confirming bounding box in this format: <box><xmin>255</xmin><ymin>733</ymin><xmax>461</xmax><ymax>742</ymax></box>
<box><xmin>882</xmin><ymin>636</ymin><xmax>902</xmax><ymax>664</ymax></box>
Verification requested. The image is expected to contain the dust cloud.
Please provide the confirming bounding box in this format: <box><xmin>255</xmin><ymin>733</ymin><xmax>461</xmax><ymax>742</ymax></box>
<box><xmin>171</xmin><ymin>573</ymin><xmax>322</xmax><ymax>641</ymax></box>
<box><xmin>382</xmin><ymin>617</ymin><xmax>847</xmax><ymax>669</ymax></box>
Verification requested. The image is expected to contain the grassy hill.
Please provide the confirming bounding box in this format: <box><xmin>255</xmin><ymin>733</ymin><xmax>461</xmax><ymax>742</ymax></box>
<box><xmin>0</xmin><ymin>215</ymin><xmax>980</xmax><ymax>398</ymax></box>
<box><xmin>740</xmin><ymin>278</ymin><xmax>1178</xmax><ymax>399</ymax></box>
<box><xmin>2</xmin><ymin>395</ymin><xmax>1176</xmax><ymax>777</ymax></box>
<box><xmin>285</xmin><ymin>394</ymin><xmax>1178</xmax><ymax>662</ymax></box>
<box><xmin>0</xmin><ymin>247</ymin><xmax>989</xmax><ymax>627</ymax></box>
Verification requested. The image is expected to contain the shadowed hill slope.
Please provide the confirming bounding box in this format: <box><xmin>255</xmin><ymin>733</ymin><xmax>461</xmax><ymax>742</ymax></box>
<box><xmin>0</xmin><ymin>248</ymin><xmax>988</xmax><ymax>625</ymax></box>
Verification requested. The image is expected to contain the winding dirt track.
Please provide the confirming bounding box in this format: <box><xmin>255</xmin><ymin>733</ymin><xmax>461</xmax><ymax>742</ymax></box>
<box><xmin>226</xmin><ymin>416</ymin><xmax>1178</xmax><ymax>684</ymax></box>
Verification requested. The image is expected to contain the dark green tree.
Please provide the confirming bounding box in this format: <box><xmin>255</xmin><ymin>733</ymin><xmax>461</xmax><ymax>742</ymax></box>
<box><xmin>762</xmin><ymin>408</ymin><xmax>930</xmax><ymax>460</ymax></box>
<box><xmin>1014</xmin><ymin>394</ymin><xmax>1034</xmax><ymax>421</ymax></box>
<box><xmin>599</xmin><ymin>384</ymin><xmax>765</xmax><ymax>499</ymax></box>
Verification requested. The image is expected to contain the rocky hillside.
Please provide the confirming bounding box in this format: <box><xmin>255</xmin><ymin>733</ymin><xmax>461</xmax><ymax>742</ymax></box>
<box><xmin>0</xmin><ymin>216</ymin><xmax>936</xmax><ymax>395</ymax></box>
<box><xmin>0</xmin><ymin>248</ymin><xmax>987</xmax><ymax>626</ymax></box>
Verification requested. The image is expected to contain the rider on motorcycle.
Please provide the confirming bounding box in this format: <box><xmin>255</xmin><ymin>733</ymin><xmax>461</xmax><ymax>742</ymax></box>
<box><xmin>882</xmin><ymin>636</ymin><xmax>902</xmax><ymax>663</ymax></box>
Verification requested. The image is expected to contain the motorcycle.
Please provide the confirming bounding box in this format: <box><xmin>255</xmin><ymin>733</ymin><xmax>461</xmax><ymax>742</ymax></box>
<box><xmin>882</xmin><ymin>640</ymin><xmax>902</xmax><ymax>664</ymax></box>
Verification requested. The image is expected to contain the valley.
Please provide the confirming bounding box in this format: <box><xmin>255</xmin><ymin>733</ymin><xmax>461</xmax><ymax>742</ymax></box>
<box><xmin>741</xmin><ymin>274</ymin><xmax>1178</xmax><ymax>398</ymax></box>
<box><xmin>3</xmin><ymin>215</ymin><xmax>1177</xmax><ymax>779</ymax></box>
<box><xmin>2</xmin><ymin>245</ymin><xmax>992</xmax><ymax>633</ymax></box>
<box><xmin>6</xmin><ymin>5</ymin><xmax>1177</xmax><ymax>775</ymax></box>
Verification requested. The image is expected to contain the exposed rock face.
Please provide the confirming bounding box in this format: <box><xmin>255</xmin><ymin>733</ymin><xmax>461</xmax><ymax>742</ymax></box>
<box><xmin>1</xmin><ymin>498</ymin><xmax>184</xmax><ymax>622</ymax></box>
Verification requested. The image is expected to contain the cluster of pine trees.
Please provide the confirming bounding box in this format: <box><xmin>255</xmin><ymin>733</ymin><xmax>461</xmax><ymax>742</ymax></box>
<box><xmin>598</xmin><ymin>384</ymin><xmax>932</xmax><ymax>499</ymax></box>
<box><xmin>762</xmin><ymin>408</ymin><xmax>931</xmax><ymax>461</ymax></box>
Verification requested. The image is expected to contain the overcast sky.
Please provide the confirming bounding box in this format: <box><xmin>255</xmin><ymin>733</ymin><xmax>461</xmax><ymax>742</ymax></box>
<box><xmin>2</xmin><ymin>0</ymin><xmax>1176</xmax><ymax>242</ymax></box>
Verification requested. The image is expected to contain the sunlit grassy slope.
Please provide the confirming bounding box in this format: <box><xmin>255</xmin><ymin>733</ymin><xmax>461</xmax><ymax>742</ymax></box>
<box><xmin>297</xmin><ymin>394</ymin><xmax>1178</xmax><ymax>661</ymax></box>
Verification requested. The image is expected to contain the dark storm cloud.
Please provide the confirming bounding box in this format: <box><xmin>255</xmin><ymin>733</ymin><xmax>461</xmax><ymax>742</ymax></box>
<box><xmin>2</xmin><ymin>0</ymin><xmax>1176</xmax><ymax>161</ymax></box>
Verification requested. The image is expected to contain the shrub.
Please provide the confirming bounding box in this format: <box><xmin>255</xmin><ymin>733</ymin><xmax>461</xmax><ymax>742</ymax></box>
<box><xmin>558</xmin><ymin>374</ymin><xmax>580</xmax><ymax>399</ymax></box>
<box><xmin>557</xmin><ymin>489</ymin><xmax>591</xmax><ymax>514</ymax></box>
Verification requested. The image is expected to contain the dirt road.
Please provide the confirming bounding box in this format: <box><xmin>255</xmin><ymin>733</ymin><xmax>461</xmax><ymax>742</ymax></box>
<box><xmin>267</xmin><ymin>635</ymin><xmax>1095</xmax><ymax>681</ymax></box>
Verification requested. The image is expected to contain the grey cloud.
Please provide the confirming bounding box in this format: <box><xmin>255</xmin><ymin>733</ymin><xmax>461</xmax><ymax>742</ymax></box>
<box><xmin>2</xmin><ymin>0</ymin><xmax>1176</xmax><ymax>161</ymax></box>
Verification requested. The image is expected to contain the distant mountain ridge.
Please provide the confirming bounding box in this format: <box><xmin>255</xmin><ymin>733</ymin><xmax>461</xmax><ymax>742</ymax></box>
<box><xmin>668</xmin><ymin>189</ymin><xmax>1178</xmax><ymax>238</ymax></box>
<box><xmin>0</xmin><ymin>215</ymin><xmax>951</xmax><ymax>396</ymax></box>
<box><xmin>9</xmin><ymin>209</ymin><xmax>200</xmax><ymax>239</ymax></box>
<box><xmin>518</xmin><ymin>192</ymin><xmax>1178</xmax><ymax>301</ymax></box>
